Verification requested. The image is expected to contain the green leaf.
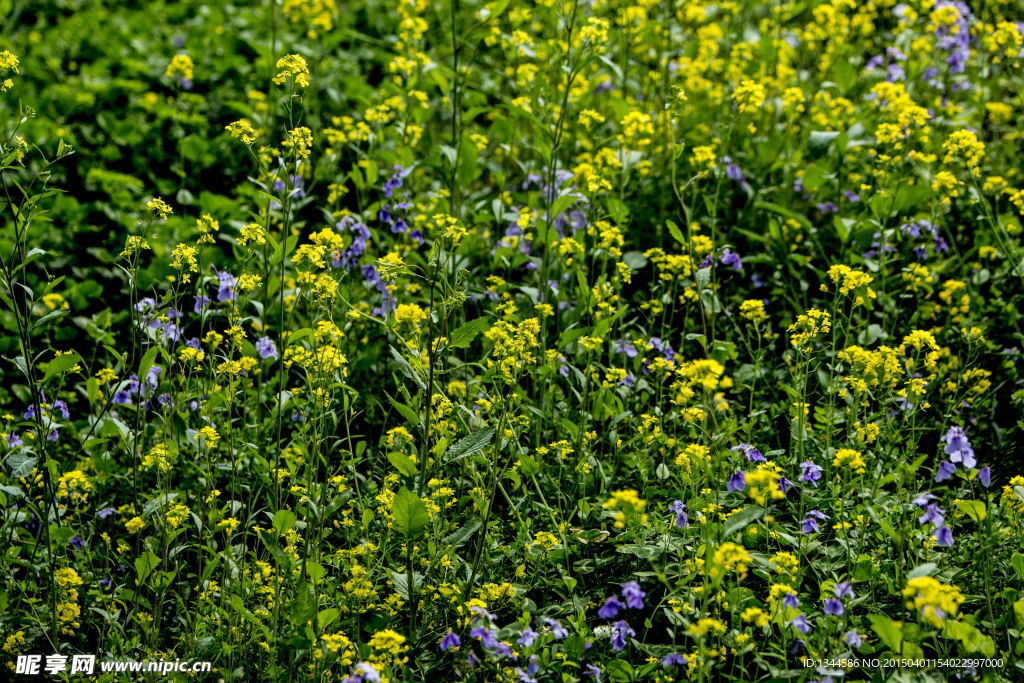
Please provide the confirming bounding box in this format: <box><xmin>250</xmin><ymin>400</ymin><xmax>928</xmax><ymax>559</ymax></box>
<box><xmin>665</xmin><ymin>219</ymin><xmax>686</xmax><ymax>246</ymax></box>
<box><xmin>388</xmin><ymin>396</ymin><xmax>421</xmax><ymax>427</ymax></box>
<box><xmin>942</xmin><ymin>620</ymin><xmax>995</xmax><ymax>655</ymax></box>
<box><xmin>387</xmin><ymin>451</ymin><xmax>418</xmax><ymax>477</ymax></box>
<box><xmin>143</xmin><ymin>492</ymin><xmax>179</xmax><ymax>517</ymax></box>
<box><xmin>317</xmin><ymin>608</ymin><xmax>340</xmax><ymax>630</ymax></box>
<box><xmin>290</xmin><ymin>580</ymin><xmax>316</xmax><ymax>626</ymax></box>
<box><xmin>723</xmin><ymin>506</ymin><xmax>764</xmax><ymax>538</ymax></box>
<box><xmin>389</xmin><ymin>346</ymin><xmax>426</xmax><ymax>390</ymax></box>
<box><xmin>138</xmin><ymin>346</ymin><xmax>159</xmax><ymax>383</ymax></box>
<box><xmin>955</xmin><ymin>499</ymin><xmax>986</xmax><ymax>522</ymax></box>
<box><xmin>135</xmin><ymin>550</ymin><xmax>160</xmax><ymax>585</ymax></box>
<box><xmin>443</xmin><ymin>518</ymin><xmax>482</xmax><ymax>547</ymax></box>
<box><xmin>5</xmin><ymin>452</ymin><xmax>37</xmax><ymax>478</ymax></box>
<box><xmin>907</xmin><ymin>562</ymin><xmax>937</xmax><ymax>579</ymax></box>
<box><xmin>305</xmin><ymin>561</ymin><xmax>325</xmax><ymax>584</ymax></box>
<box><xmin>43</xmin><ymin>351</ymin><xmax>82</xmax><ymax>380</ymax></box>
<box><xmin>449</xmin><ymin>317</ymin><xmax>490</xmax><ymax>349</ymax></box>
<box><xmin>808</xmin><ymin>130</ymin><xmax>840</xmax><ymax>151</ymax></box>
<box><xmin>1011</xmin><ymin>553</ymin><xmax>1024</xmax><ymax>580</ymax></box>
<box><xmin>1014</xmin><ymin>599</ymin><xmax>1024</xmax><ymax>627</ymax></box>
<box><xmin>868</xmin><ymin>614</ymin><xmax>903</xmax><ymax>652</ymax></box>
<box><xmin>273</xmin><ymin>509</ymin><xmax>297</xmax><ymax>536</ymax></box>
<box><xmin>444</xmin><ymin>427</ymin><xmax>495</xmax><ymax>464</ymax></box>
<box><xmin>391</xmin><ymin>487</ymin><xmax>429</xmax><ymax>537</ymax></box>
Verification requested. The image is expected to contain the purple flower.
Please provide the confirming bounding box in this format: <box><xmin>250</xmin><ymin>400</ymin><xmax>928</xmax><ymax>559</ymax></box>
<box><xmin>918</xmin><ymin>502</ymin><xmax>945</xmax><ymax>528</ymax></box>
<box><xmin>97</xmin><ymin>507</ymin><xmax>117</xmax><ymax>519</ymax></box>
<box><xmin>823</xmin><ymin>598</ymin><xmax>844</xmax><ymax>616</ymax></box>
<box><xmin>382</xmin><ymin>166</ymin><xmax>406</xmax><ymax>198</ymax></box>
<box><xmin>69</xmin><ymin>536</ymin><xmax>86</xmax><ymax>550</ymax></box>
<box><xmin>799</xmin><ymin>461</ymin><xmax>823</xmax><ymax>486</ymax></box>
<box><xmin>844</xmin><ymin>630</ymin><xmax>863</xmax><ymax>647</ymax></box>
<box><xmin>942</xmin><ymin>426</ymin><xmax>975</xmax><ymax>468</ymax></box>
<box><xmin>721</xmin><ymin>157</ymin><xmax>751</xmax><ymax>192</ymax></box>
<box><xmin>256</xmin><ymin>336</ymin><xmax>278</xmax><ymax>360</ymax></box>
<box><xmin>834</xmin><ymin>582</ymin><xmax>855</xmax><ymax>599</ymax></box>
<box><xmin>194</xmin><ymin>295</ymin><xmax>210</xmax><ymax>313</ymax></box>
<box><xmin>935</xmin><ymin>460</ymin><xmax>956</xmax><ymax>482</ymax></box>
<box><xmin>615</xmin><ymin>339</ymin><xmax>638</xmax><ymax>357</ymax></box>
<box><xmin>978</xmin><ymin>467</ymin><xmax>991</xmax><ymax>488</ymax></box>
<box><xmin>543</xmin><ymin>618</ymin><xmax>567</xmax><ymax>639</ymax></box>
<box><xmin>440</xmin><ymin>631</ymin><xmax>460</xmax><ymax>651</ymax></box>
<box><xmin>661</xmin><ymin>653</ymin><xmax>687</xmax><ymax>668</ymax></box>
<box><xmin>719</xmin><ymin>248</ymin><xmax>743</xmax><ymax>271</ymax></box>
<box><xmin>53</xmin><ymin>400</ymin><xmax>69</xmax><ymax>419</ymax></box>
<box><xmin>470</xmin><ymin>626</ymin><xmax>508</xmax><ymax>656</ymax></box>
<box><xmin>783</xmin><ymin>592</ymin><xmax>800</xmax><ymax>609</ymax></box>
<box><xmin>598</xmin><ymin>596</ymin><xmax>624</xmax><ymax>619</ymax></box>
<box><xmin>517</xmin><ymin>628</ymin><xmax>537</xmax><ymax>647</ymax></box>
<box><xmin>621</xmin><ymin>581</ymin><xmax>645</xmax><ymax>609</ymax></box>
<box><xmin>515</xmin><ymin>655</ymin><xmax>540</xmax><ymax>683</ymax></box>
<box><xmin>670</xmin><ymin>500</ymin><xmax>688</xmax><ymax>528</ymax></box>
<box><xmin>343</xmin><ymin>663</ymin><xmax>380</xmax><ymax>683</ymax></box>
<box><xmin>731</xmin><ymin>443</ymin><xmax>765</xmax><ymax>462</ymax></box>
<box><xmin>217</xmin><ymin>271</ymin><xmax>237</xmax><ymax>302</ymax></box>
<box><xmin>912</xmin><ymin>492</ymin><xmax>937</xmax><ymax>507</ymax></box>
<box><xmin>789</xmin><ymin>615</ymin><xmax>813</xmax><ymax>634</ymax></box>
<box><xmin>935</xmin><ymin>525</ymin><xmax>954</xmax><ymax>547</ymax></box>
<box><xmin>7</xmin><ymin>433</ymin><xmax>23</xmax><ymax>448</ymax></box>
<box><xmin>802</xmin><ymin>510</ymin><xmax>829</xmax><ymax>534</ymax></box>
<box><xmin>727</xmin><ymin>471</ymin><xmax>746</xmax><ymax>492</ymax></box>
<box><xmin>610</xmin><ymin>620</ymin><xmax>635</xmax><ymax>651</ymax></box>
<box><xmin>584</xmin><ymin>664</ymin><xmax>602</xmax><ymax>682</ymax></box>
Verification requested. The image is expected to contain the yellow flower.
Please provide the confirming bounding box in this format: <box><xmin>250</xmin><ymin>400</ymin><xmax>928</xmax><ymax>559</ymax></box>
<box><xmin>226</xmin><ymin>119</ymin><xmax>258</xmax><ymax>144</ymax></box>
<box><xmin>902</xmin><ymin>576</ymin><xmax>964</xmax><ymax>627</ymax></box>
<box><xmin>179</xmin><ymin>347</ymin><xmax>205</xmax><ymax>364</ymax></box>
<box><xmin>394</xmin><ymin>303</ymin><xmax>427</xmax><ymax>326</ymax></box>
<box><xmin>740</xmin><ymin>607</ymin><xmax>770</xmax><ymax>627</ymax></box>
<box><xmin>739</xmin><ymin>299</ymin><xmax>767</xmax><ymax>323</ymax></box>
<box><xmin>120</xmin><ymin>235</ymin><xmax>151</xmax><ymax>258</ymax></box>
<box><xmin>283</xmin><ymin>126</ymin><xmax>313</xmax><ymax>159</ymax></box>
<box><xmin>55</xmin><ymin>568</ymin><xmax>83</xmax><ymax>589</ymax></box>
<box><xmin>787</xmin><ymin>309</ymin><xmax>831</xmax><ymax>352</ymax></box>
<box><xmin>273</xmin><ymin>53</ymin><xmax>310</xmax><ymax>88</ymax></box>
<box><xmin>146</xmin><ymin>197</ymin><xmax>173</xmax><ymax>219</ymax></box>
<box><xmin>688</xmin><ymin>618</ymin><xmax>727</xmax><ymax>637</ymax></box>
<box><xmin>239</xmin><ymin>222</ymin><xmax>266</xmax><ymax>246</ymax></box>
<box><xmin>125</xmin><ymin>516</ymin><xmax>145</xmax><ymax>534</ymax></box>
<box><xmin>165</xmin><ymin>54</ymin><xmax>194</xmax><ymax>82</ymax></box>
<box><xmin>165</xmin><ymin>503</ymin><xmax>191</xmax><ymax>529</ymax></box>
<box><xmin>833</xmin><ymin>448</ymin><xmax>867</xmax><ymax>474</ymax></box>
<box><xmin>711</xmin><ymin>541</ymin><xmax>751</xmax><ymax>579</ymax></box>
<box><xmin>197</xmin><ymin>425</ymin><xmax>220</xmax><ymax>445</ymax></box>
<box><xmin>170</xmin><ymin>243</ymin><xmax>198</xmax><ymax>272</ymax></box>
<box><xmin>733</xmin><ymin>79</ymin><xmax>766</xmax><ymax>114</ymax></box>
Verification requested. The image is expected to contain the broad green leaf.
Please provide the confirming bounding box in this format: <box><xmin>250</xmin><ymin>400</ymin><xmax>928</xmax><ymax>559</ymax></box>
<box><xmin>392</xmin><ymin>487</ymin><xmax>429</xmax><ymax>537</ymax></box>
<box><xmin>387</xmin><ymin>451</ymin><xmax>418</xmax><ymax>477</ymax></box>
<box><xmin>723</xmin><ymin>506</ymin><xmax>764</xmax><ymax>538</ymax></box>
<box><xmin>445</xmin><ymin>427</ymin><xmax>495</xmax><ymax>463</ymax></box>
<box><xmin>449</xmin><ymin>317</ymin><xmax>490</xmax><ymax>349</ymax></box>
<box><xmin>868</xmin><ymin>614</ymin><xmax>903</xmax><ymax>652</ymax></box>
<box><xmin>135</xmin><ymin>550</ymin><xmax>160</xmax><ymax>585</ymax></box>
<box><xmin>955</xmin><ymin>499</ymin><xmax>986</xmax><ymax>522</ymax></box>
<box><xmin>44</xmin><ymin>351</ymin><xmax>82</xmax><ymax>380</ymax></box>
<box><xmin>273</xmin><ymin>509</ymin><xmax>297</xmax><ymax>536</ymax></box>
